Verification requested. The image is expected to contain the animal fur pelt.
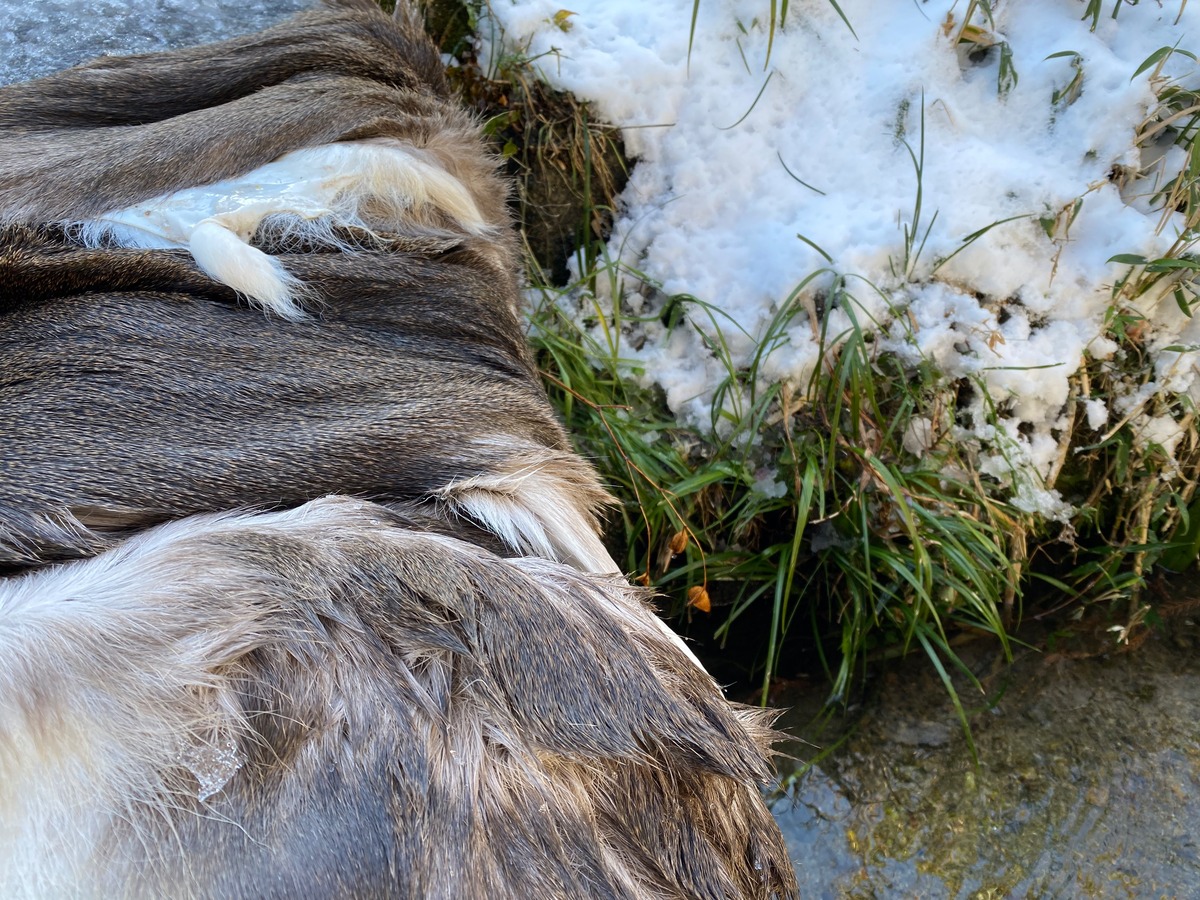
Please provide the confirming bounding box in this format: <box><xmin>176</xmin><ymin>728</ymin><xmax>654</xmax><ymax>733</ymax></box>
<box><xmin>0</xmin><ymin>1</ymin><xmax>800</xmax><ymax>897</ymax></box>
<box><xmin>0</xmin><ymin>226</ymin><xmax>614</xmax><ymax>575</ymax></box>
<box><xmin>0</xmin><ymin>0</ymin><xmax>514</xmax><ymax>321</ymax></box>
<box><xmin>0</xmin><ymin>497</ymin><xmax>795</xmax><ymax>899</ymax></box>
<box><xmin>0</xmin><ymin>0</ymin><xmax>615</xmax><ymax>575</ymax></box>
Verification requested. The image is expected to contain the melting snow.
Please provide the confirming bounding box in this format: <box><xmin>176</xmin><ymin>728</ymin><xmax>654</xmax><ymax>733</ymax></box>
<box><xmin>482</xmin><ymin>0</ymin><xmax>1200</xmax><ymax>517</ymax></box>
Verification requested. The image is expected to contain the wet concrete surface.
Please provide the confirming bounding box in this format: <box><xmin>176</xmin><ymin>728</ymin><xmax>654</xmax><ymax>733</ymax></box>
<box><xmin>770</xmin><ymin>614</ymin><xmax>1200</xmax><ymax>898</ymax></box>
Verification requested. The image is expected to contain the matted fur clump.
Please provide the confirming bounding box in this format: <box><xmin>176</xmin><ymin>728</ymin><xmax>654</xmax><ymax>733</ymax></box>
<box><xmin>0</xmin><ymin>1</ymin><xmax>799</xmax><ymax>897</ymax></box>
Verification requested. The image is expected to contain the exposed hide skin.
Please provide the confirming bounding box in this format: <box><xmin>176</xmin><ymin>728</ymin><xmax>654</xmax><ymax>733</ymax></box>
<box><xmin>0</xmin><ymin>1</ymin><xmax>800</xmax><ymax>897</ymax></box>
<box><xmin>0</xmin><ymin>498</ymin><xmax>795</xmax><ymax>899</ymax></box>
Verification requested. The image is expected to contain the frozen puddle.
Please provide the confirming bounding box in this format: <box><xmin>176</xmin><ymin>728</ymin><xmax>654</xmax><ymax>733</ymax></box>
<box><xmin>772</xmin><ymin>607</ymin><xmax>1200</xmax><ymax>896</ymax></box>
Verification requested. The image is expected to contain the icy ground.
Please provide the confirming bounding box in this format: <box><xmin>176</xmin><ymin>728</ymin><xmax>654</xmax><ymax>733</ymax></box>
<box><xmin>0</xmin><ymin>0</ymin><xmax>311</xmax><ymax>84</ymax></box>
<box><xmin>482</xmin><ymin>0</ymin><xmax>1200</xmax><ymax>517</ymax></box>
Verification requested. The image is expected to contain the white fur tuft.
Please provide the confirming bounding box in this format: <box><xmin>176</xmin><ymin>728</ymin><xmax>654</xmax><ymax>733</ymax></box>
<box><xmin>189</xmin><ymin>219</ymin><xmax>308</xmax><ymax>320</ymax></box>
<box><xmin>68</xmin><ymin>139</ymin><xmax>490</xmax><ymax>317</ymax></box>
<box><xmin>441</xmin><ymin>475</ymin><xmax>618</xmax><ymax>576</ymax></box>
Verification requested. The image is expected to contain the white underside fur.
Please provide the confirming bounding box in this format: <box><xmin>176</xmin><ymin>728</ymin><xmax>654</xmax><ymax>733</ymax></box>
<box><xmin>439</xmin><ymin>471</ymin><xmax>619</xmax><ymax>577</ymax></box>
<box><xmin>69</xmin><ymin>139</ymin><xmax>489</xmax><ymax>320</ymax></box>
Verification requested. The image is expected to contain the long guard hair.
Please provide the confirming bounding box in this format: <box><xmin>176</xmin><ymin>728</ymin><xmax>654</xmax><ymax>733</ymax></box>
<box><xmin>0</xmin><ymin>498</ymin><xmax>794</xmax><ymax>898</ymax></box>
<box><xmin>0</xmin><ymin>1</ymin><xmax>799</xmax><ymax>897</ymax></box>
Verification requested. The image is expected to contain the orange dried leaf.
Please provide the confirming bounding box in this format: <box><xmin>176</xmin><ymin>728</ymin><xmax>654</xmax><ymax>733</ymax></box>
<box><xmin>687</xmin><ymin>585</ymin><xmax>711</xmax><ymax>613</ymax></box>
<box><xmin>668</xmin><ymin>530</ymin><xmax>688</xmax><ymax>555</ymax></box>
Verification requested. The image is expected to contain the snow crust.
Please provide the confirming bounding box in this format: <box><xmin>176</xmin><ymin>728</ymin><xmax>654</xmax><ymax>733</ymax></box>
<box><xmin>482</xmin><ymin>0</ymin><xmax>1200</xmax><ymax>517</ymax></box>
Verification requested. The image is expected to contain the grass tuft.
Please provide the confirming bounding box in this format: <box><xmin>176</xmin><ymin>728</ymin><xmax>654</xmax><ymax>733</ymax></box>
<box><xmin>425</xmin><ymin>0</ymin><xmax>1200</xmax><ymax>726</ymax></box>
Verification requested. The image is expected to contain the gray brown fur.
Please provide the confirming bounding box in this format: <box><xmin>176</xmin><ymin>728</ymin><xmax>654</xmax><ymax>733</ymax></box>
<box><xmin>0</xmin><ymin>498</ymin><xmax>794</xmax><ymax>898</ymax></box>
<box><xmin>0</xmin><ymin>226</ymin><xmax>600</xmax><ymax>566</ymax></box>
<box><xmin>0</xmin><ymin>2</ymin><xmax>799</xmax><ymax>897</ymax></box>
<box><xmin>0</xmin><ymin>0</ymin><xmax>512</xmax><ymax>238</ymax></box>
<box><xmin>0</xmin><ymin>0</ymin><xmax>600</xmax><ymax>568</ymax></box>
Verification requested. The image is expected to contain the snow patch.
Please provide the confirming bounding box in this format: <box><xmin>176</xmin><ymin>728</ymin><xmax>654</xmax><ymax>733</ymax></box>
<box><xmin>483</xmin><ymin>0</ymin><xmax>1200</xmax><ymax>498</ymax></box>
